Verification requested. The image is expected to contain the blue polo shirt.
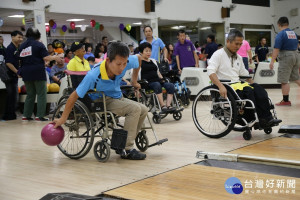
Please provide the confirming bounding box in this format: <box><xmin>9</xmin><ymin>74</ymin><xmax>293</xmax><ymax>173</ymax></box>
<box><xmin>19</xmin><ymin>38</ymin><xmax>49</xmax><ymax>81</ymax></box>
<box><xmin>274</xmin><ymin>28</ymin><xmax>298</xmax><ymax>50</ymax></box>
<box><xmin>5</xmin><ymin>42</ymin><xmax>20</xmax><ymax>78</ymax></box>
<box><xmin>76</xmin><ymin>55</ymin><xmax>139</xmax><ymax>99</ymax></box>
<box><xmin>140</xmin><ymin>37</ymin><xmax>165</xmax><ymax>61</ymax></box>
<box><xmin>205</xmin><ymin>42</ymin><xmax>218</xmax><ymax>59</ymax></box>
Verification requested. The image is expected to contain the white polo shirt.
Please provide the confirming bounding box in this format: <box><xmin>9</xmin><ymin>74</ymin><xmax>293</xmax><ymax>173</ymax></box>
<box><xmin>207</xmin><ymin>47</ymin><xmax>249</xmax><ymax>83</ymax></box>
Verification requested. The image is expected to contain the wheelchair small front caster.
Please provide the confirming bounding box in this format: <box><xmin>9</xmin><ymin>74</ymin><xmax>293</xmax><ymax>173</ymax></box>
<box><xmin>173</xmin><ymin>111</ymin><xmax>182</xmax><ymax>121</ymax></box>
<box><xmin>93</xmin><ymin>141</ymin><xmax>110</xmax><ymax>162</ymax></box>
<box><xmin>243</xmin><ymin>131</ymin><xmax>252</xmax><ymax>140</ymax></box>
<box><xmin>152</xmin><ymin>114</ymin><xmax>161</xmax><ymax>124</ymax></box>
<box><xmin>264</xmin><ymin>127</ymin><xmax>272</xmax><ymax>134</ymax></box>
<box><xmin>135</xmin><ymin>130</ymin><xmax>149</xmax><ymax>152</ymax></box>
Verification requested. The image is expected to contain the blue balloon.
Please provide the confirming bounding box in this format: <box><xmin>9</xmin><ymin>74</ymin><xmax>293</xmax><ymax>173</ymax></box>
<box><xmin>0</xmin><ymin>18</ymin><xmax>4</xmax><ymax>27</ymax></box>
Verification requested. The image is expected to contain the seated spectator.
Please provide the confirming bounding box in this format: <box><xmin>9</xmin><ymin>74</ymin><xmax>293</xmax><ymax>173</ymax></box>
<box><xmin>94</xmin><ymin>43</ymin><xmax>105</xmax><ymax>63</ymax></box>
<box><xmin>67</xmin><ymin>42</ymin><xmax>90</xmax><ymax>72</ymax></box>
<box><xmin>87</xmin><ymin>56</ymin><xmax>96</xmax><ymax>69</ymax></box>
<box><xmin>84</xmin><ymin>43</ymin><xmax>94</xmax><ymax>60</ymax></box>
<box><xmin>138</xmin><ymin>42</ymin><xmax>176</xmax><ymax>112</ymax></box>
<box><xmin>64</xmin><ymin>49</ymin><xmax>73</xmax><ymax>63</ymax></box>
<box><xmin>128</xmin><ymin>44</ymin><xmax>134</xmax><ymax>55</ymax></box>
<box><xmin>51</xmin><ymin>53</ymin><xmax>67</xmax><ymax>85</ymax></box>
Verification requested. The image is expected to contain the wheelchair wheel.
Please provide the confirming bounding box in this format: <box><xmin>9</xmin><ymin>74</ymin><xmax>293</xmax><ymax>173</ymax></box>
<box><xmin>135</xmin><ymin>130</ymin><xmax>149</xmax><ymax>152</ymax></box>
<box><xmin>264</xmin><ymin>127</ymin><xmax>272</xmax><ymax>134</ymax></box>
<box><xmin>173</xmin><ymin>111</ymin><xmax>182</xmax><ymax>121</ymax></box>
<box><xmin>192</xmin><ymin>85</ymin><xmax>237</xmax><ymax>138</ymax></box>
<box><xmin>243</xmin><ymin>130</ymin><xmax>252</xmax><ymax>140</ymax></box>
<box><xmin>152</xmin><ymin>114</ymin><xmax>161</xmax><ymax>124</ymax></box>
<box><xmin>93</xmin><ymin>140</ymin><xmax>110</xmax><ymax>162</ymax></box>
<box><xmin>53</xmin><ymin>99</ymin><xmax>95</xmax><ymax>159</ymax></box>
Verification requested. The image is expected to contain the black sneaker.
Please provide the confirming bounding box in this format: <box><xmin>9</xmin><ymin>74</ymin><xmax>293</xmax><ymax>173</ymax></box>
<box><xmin>35</xmin><ymin>117</ymin><xmax>49</xmax><ymax>122</ymax></box>
<box><xmin>121</xmin><ymin>149</ymin><xmax>146</xmax><ymax>160</ymax></box>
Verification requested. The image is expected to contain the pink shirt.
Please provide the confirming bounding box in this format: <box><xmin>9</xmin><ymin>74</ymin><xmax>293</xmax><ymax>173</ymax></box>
<box><xmin>237</xmin><ymin>40</ymin><xmax>251</xmax><ymax>58</ymax></box>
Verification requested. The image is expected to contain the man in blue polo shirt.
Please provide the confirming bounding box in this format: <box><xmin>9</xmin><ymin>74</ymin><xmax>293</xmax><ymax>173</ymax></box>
<box><xmin>53</xmin><ymin>42</ymin><xmax>147</xmax><ymax>160</ymax></box>
<box><xmin>174</xmin><ymin>29</ymin><xmax>199</xmax><ymax>73</ymax></box>
<box><xmin>140</xmin><ymin>25</ymin><xmax>168</xmax><ymax>63</ymax></box>
<box><xmin>269</xmin><ymin>16</ymin><xmax>300</xmax><ymax>106</ymax></box>
<box><xmin>204</xmin><ymin>34</ymin><xmax>218</xmax><ymax>60</ymax></box>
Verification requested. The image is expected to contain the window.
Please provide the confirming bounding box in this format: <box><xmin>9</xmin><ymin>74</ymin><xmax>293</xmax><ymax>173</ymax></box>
<box><xmin>232</xmin><ymin>0</ymin><xmax>270</xmax><ymax>7</ymax></box>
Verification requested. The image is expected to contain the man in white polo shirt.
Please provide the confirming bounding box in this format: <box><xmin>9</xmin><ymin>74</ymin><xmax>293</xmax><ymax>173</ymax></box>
<box><xmin>207</xmin><ymin>29</ymin><xmax>281</xmax><ymax>127</ymax></box>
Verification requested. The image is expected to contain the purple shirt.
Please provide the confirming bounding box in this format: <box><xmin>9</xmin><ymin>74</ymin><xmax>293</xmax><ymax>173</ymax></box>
<box><xmin>174</xmin><ymin>40</ymin><xmax>196</xmax><ymax>68</ymax></box>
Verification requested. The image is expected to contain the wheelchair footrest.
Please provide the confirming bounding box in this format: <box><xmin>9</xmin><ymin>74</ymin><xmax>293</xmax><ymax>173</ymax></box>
<box><xmin>233</xmin><ymin>126</ymin><xmax>248</xmax><ymax>132</ymax></box>
<box><xmin>148</xmin><ymin>138</ymin><xmax>168</xmax><ymax>148</ymax></box>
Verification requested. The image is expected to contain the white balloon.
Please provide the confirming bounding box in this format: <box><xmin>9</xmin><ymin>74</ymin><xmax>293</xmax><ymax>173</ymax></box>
<box><xmin>81</xmin><ymin>25</ymin><xmax>86</xmax><ymax>32</ymax></box>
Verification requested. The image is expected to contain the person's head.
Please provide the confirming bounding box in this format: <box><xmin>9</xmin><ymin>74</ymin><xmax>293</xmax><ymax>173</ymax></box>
<box><xmin>47</xmin><ymin>43</ymin><xmax>54</xmax><ymax>54</ymax></box>
<box><xmin>139</xmin><ymin>42</ymin><xmax>152</xmax><ymax>59</ymax></box>
<box><xmin>96</xmin><ymin>43</ymin><xmax>105</xmax><ymax>52</ymax></box>
<box><xmin>65</xmin><ymin>49</ymin><xmax>73</xmax><ymax>59</ymax></box>
<box><xmin>56</xmin><ymin>53</ymin><xmax>65</xmax><ymax>66</ymax></box>
<box><xmin>102</xmin><ymin>36</ymin><xmax>108</xmax><ymax>46</ymax></box>
<box><xmin>143</xmin><ymin>26</ymin><xmax>153</xmax><ymax>39</ymax></box>
<box><xmin>277</xmin><ymin>17</ymin><xmax>289</xmax><ymax>29</ymax></box>
<box><xmin>11</xmin><ymin>30</ymin><xmax>23</xmax><ymax>45</ymax></box>
<box><xmin>186</xmin><ymin>34</ymin><xmax>191</xmax><ymax>41</ymax></box>
<box><xmin>260</xmin><ymin>37</ymin><xmax>267</xmax><ymax>45</ymax></box>
<box><xmin>0</xmin><ymin>36</ymin><xmax>3</xmax><ymax>46</ymax></box>
<box><xmin>167</xmin><ymin>43</ymin><xmax>174</xmax><ymax>52</ymax></box>
<box><xmin>128</xmin><ymin>44</ymin><xmax>134</xmax><ymax>52</ymax></box>
<box><xmin>70</xmin><ymin>42</ymin><xmax>86</xmax><ymax>58</ymax></box>
<box><xmin>87</xmin><ymin>56</ymin><xmax>95</xmax><ymax>65</ymax></box>
<box><xmin>106</xmin><ymin>42</ymin><xmax>130</xmax><ymax>75</ymax></box>
<box><xmin>217</xmin><ymin>43</ymin><xmax>223</xmax><ymax>49</ymax></box>
<box><xmin>207</xmin><ymin>34</ymin><xmax>215</xmax><ymax>43</ymax></box>
<box><xmin>194</xmin><ymin>41</ymin><xmax>200</xmax><ymax>48</ymax></box>
<box><xmin>226</xmin><ymin>29</ymin><xmax>244</xmax><ymax>53</ymax></box>
<box><xmin>80</xmin><ymin>37</ymin><xmax>89</xmax><ymax>44</ymax></box>
<box><xmin>25</xmin><ymin>28</ymin><xmax>40</xmax><ymax>40</ymax></box>
<box><xmin>85</xmin><ymin>43</ymin><xmax>93</xmax><ymax>53</ymax></box>
<box><xmin>177</xmin><ymin>29</ymin><xmax>186</xmax><ymax>44</ymax></box>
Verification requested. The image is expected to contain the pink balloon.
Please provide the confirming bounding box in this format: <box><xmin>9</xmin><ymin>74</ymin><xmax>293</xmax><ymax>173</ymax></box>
<box><xmin>45</xmin><ymin>25</ymin><xmax>50</xmax><ymax>32</ymax></box>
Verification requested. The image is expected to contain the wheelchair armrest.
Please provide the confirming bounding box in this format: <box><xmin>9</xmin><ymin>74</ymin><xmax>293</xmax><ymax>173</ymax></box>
<box><xmin>239</xmin><ymin>76</ymin><xmax>252</xmax><ymax>79</ymax></box>
<box><xmin>120</xmin><ymin>85</ymin><xmax>134</xmax><ymax>90</ymax></box>
<box><xmin>138</xmin><ymin>79</ymin><xmax>148</xmax><ymax>84</ymax></box>
<box><xmin>219</xmin><ymin>79</ymin><xmax>231</xmax><ymax>83</ymax></box>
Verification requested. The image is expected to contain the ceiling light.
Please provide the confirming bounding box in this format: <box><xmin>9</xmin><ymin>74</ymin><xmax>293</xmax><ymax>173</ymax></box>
<box><xmin>8</xmin><ymin>15</ymin><xmax>24</xmax><ymax>18</ymax></box>
<box><xmin>66</xmin><ymin>19</ymin><xmax>84</xmax><ymax>22</ymax></box>
<box><xmin>45</xmin><ymin>23</ymin><xmax>49</xmax><ymax>25</ymax></box>
<box><xmin>171</xmin><ymin>26</ymin><xmax>186</xmax><ymax>30</ymax></box>
<box><xmin>75</xmin><ymin>25</ymin><xmax>89</xmax><ymax>27</ymax></box>
<box><xmin>200</xmin><ymin>27</ymin><xmax>211</xmax><ymax>30</ymax></box>
<box><xmin>133</xmin><ymin>22</ymin><xmax>142</xmax><ymax>25</ymax></box>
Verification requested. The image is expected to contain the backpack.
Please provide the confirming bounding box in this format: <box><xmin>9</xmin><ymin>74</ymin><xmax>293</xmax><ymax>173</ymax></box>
<box><xmin>0</xmin><ymin>55</ymin><xmax>11</xmax><ymax>83</ymax></box>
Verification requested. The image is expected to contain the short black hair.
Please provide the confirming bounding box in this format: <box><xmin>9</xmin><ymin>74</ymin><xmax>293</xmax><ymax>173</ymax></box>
<box><xmin>143</xmin><ymin>25</ymin><xmax>153</xmax><ymax>32</ymax></box>
<box><xmin>25</xmin><ymin>28</ymin><xmax>41</xmax><ymax>40</ymax></box>
<box><xmin>85</xmin><ymin>43</ymin><xmax>93</xmax><ymax>52</ymax></box>
<box><xmin>47</xmin><ymin>43</ymin><xmax>53</xmax><ymax>47</ymax></box>
<box><xmin>102</xmin><ymin>36</ymin><xmax>108</xmax><ymax>41</ymax></box>
<box><xmin>139</xmin><ymin>42</ymin><xmax>152</xmax><ymax>53</ymax></box>
<box><xmin>277</xmin><ymin>16</ymin><xmax>289</xmax><ymax>26</ymax></box>
<box><xmin>87</xmin><ymin>56</ymin><xmax>95</xmax><ymax>62</ymax></box>
<box><xmin>217</xmin><ymin>43</ymin><xmax>223</xmax><ymax>48</ymax></box>
<box><xmin>227</xmin><ymin>29</ymin><xmax>244</xmax><ymax>42</ymax></box>
<box><xmin>107</xmin><ymin>41</ymin><xmax>129</xmax><ymax>61</ymax></box>
<box><xmin>11</xmin><ymin>30</ymin><xmax>23</xmax><ymax>37</ymax></box>
<box><xmin>177</xmin><ymin>29</ymin><xmax>185</xmax><ymax>36</ymax></box>
<box><xmin>259</xmin><ymin>37</ymin><xmax>266</xmax><ymax>42</ymax></box>
<box><xmin>207</xmin><ymin>34</ymin><xmax>215</xmax><ymax>42</ymax></box>
<box><xmin>65</xmin><ymin>49</ymin><xmax>71</xmax><ymax>57</ymax></box>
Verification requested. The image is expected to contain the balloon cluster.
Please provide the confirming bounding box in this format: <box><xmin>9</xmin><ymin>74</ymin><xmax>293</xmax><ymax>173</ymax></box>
<box><xmin>119</xmin><ymin>23</ymin><xmax>131</xmax><ymax>32</ymax></box>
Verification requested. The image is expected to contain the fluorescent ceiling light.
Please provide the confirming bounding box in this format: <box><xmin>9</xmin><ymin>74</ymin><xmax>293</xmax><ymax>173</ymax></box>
<box><xmin>133</xmin><ymin>22</ymin><xmax>142</xmax><ymax>25</ymax></box>
<box><xmin>45</xmin><ymin>23</ymin><xmax>49</xmax><ymax>25</ymax></box>
<box><xmin>8</xmin><ymin>15</ymin><xmax>24</xmax><ymax>18</ymax></box>
<box><xmin>200</xmin><ymin>27</ymin><xmax>211</xmax><ymax>30</ymax></box>
<box><xmin>75</xmin><ymin>25</ymin><xmax>89</xmax><ymax>27</ymax></box>
<box><xmin>66</xmin><ymin>19</ymin><xmax>84</xmax><ymax>22</ymax></box>
<box><xmin>171</xmin><ymin>26</ymin><xmax>186</xmax><ymax>30</ymax></box>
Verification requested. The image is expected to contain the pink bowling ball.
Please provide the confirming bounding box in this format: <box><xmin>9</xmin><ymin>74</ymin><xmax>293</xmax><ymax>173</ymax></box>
<box><xmin>41</xmin><ymin>123</ymin><xmax>64</xmax><ymax>146</ymax></box>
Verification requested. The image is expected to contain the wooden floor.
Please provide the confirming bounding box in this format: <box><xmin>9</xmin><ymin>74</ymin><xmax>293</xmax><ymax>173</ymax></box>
<box><xmin>104</xmin><ymin>164</ymin><xmax>300</xmax><ymax>200</ymax></box>
<box><xmin>0</xmin><ymin>84</ymin><xmax>299</xmax><ymax>200</ymax></box>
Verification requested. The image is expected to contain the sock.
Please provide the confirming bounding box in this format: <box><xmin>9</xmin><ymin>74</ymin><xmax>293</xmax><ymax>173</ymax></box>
<box><xmin>283</xmin><ymin>95</ymin><xmax>289</xmax><ymax>102</ymax></box>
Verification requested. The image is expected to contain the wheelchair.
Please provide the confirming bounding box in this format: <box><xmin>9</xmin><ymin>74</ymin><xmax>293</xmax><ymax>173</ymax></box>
<box><xmin>52</xmin><ymin>70</ymin><xmax>167</xmax><ymax>162</ymax></box>
<box><xmin>137</xmin><ymin>79</ymin><xmax>184</xmax><ymax>124</ymax></box>
<box><xmin>192</xmin><ymin>78</ymin><xmax>281</xmax><ymax>140</ymax></box>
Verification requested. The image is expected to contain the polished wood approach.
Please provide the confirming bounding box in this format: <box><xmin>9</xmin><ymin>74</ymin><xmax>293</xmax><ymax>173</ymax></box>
<box><xmin>230</xmin><ymin>137</ymin><xmax>300</xmax><ymax>162</ymax></box>
<box><xmin>104</xmin><ymin>164</ymin><xmax>300</xmax><ymax>200</ymax></box>
<box><xmin>0</xmin><ymin>84</ymin><xmax>299</xmax><ymax>199</ymax></box>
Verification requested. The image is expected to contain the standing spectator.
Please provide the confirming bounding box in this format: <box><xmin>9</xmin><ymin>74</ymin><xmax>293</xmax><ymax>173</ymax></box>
<box><xmin>174</xmin><ymin>29</ymin><xmax>199</xmax><ymax>73</ymax></box>
<box><xmin>255</xmin><ymin>37</ymin><xmax>269</xmax><ymax>64</ymax></box>
<box><xmin>80</xmin><ymin>37</ymin><xmax>90</xmax><ymax>44</ymax></box>
<box><xmin>269</xmin><ymin>16</ymin><xmax>300</xmax><ymax>106</ymax></box>
<box><xmin>94</xmin><ymin>43</ymin><xmax>105</xmax><ymax>63</ymax></box>
<box><xmin>140</xmin><ymin>26</ymin><xmax>168</xmax><ymax>63</ymax></box>
<box><xmin>64</xmin><ymin>49</ymin><xmax>73</xmax><ymax>63</ymax></box>
<box><xmin>67</xmin><ymin>42</ymin><xmax>90</xmax><ymax>72</ymax></box>
<box><xmin>218</xmin><ymin>44</ymin><xmax>223</xmax><ymax>49</ymax></box>
<box><xmin>134</xmin><ymin>40</ymin><xmax>142</xmax><ymax>54</ymax></box>
<box><xmin>84</xmin><ymin>43</ymin><xmax>94</xmax><ymax>59</ymax></box>
<box><xmin>204</xmin><ymin>34</ymin><xmax>218</xmax><ymax>60</ymax></box>
<box><xmin>47</xmin><ymin>43</ymin><xmax>54</xmax><ymax>56</ymax></box>
<box><xmin>19</xmin><ymin>28</ymin><xmax>62</xmax><ymax>121</ymax></box>
<box><xmin>0</xmin><ymin>35</ymin><xmax>6</xmax><ymax>56</ymax></box>
<box><xmin>128</xmin><ymin>44</ymin><xmax>134</xmax><ymax>55</ymax></box>
<box><xmin>2</xmin><ymin>31</ymin><xmax>23</xmax><ymax>121</ymax></box>
<box><xmin>166</xmin><ymin>43</ymin><xmax>177</xmax><ymax>70</ymax></box>
<box><xmin>102</xmin><ymin>36</ymin><xmax>108</xmax><ymax>53</ymax></box>
<box><xmin>237</xmin><ymin>40</ymin><xmax>253</xmax><ymax>70</ymax></box>
<box><xmin>50</xmin><ymin>53</ymin><xmax>67</xmax><ymax>85</ymax></box>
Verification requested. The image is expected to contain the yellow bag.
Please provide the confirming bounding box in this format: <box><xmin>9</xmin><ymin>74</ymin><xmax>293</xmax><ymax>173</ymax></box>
<box><xmin>230</xmin><ymin>82</ymin><xmax>253</xmax><ymax>91</ymax></box>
